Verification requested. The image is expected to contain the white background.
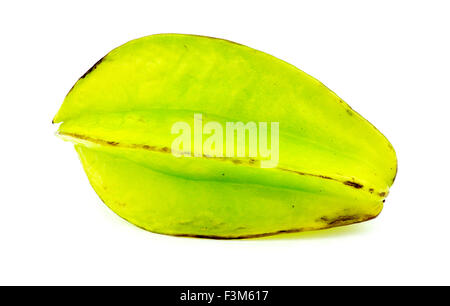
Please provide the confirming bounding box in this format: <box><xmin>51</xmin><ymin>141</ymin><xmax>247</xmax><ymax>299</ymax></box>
<box><xmin>1</xmin><ymin>0</ymin><xmax>449</xmax><ymax>285</ymax></box>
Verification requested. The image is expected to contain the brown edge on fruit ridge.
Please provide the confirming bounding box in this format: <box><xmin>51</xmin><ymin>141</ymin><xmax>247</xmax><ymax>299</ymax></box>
<box><xmin>92</xmin><ymin>183</ymin><xmax>380</xmax><ymax>240</ymax></box>
<box><xmin>58</xmin><ymin>131</ymin><xmax>386</xmax><ymax>196</ymax></box>
<box><xmin>81</xmin><ymin>139</ymin><xmax>383</xmax><ymax>241</ymax></box>
<box><xmin>64</xmin><ymin>55</ymin><xmax>107</xmax><ymax>98</ymax></box>
<box><xmin>105</xmin><ymin>198</ymin><xmax>378</xmax><ymax>240</ymax></box>
<box><xmin>163</xmin><ymin>214</ymin><xmax>378</xmax><ymax>240</ymax></box>
<box><xmin>79</xmin><ymin>56</ymin><xmax>105</xmax><ymax>79</ymax></box>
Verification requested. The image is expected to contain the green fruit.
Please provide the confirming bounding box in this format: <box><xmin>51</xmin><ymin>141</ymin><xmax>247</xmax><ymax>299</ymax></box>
<box><xmin>53</xmin><ymin>34</ymin><xmax>397</xmax><ymax>239</ymax></box>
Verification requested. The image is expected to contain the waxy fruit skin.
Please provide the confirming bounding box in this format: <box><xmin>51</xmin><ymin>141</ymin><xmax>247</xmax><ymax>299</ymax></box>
<box><xmin>54</xmin><ymin>34</ymin><xmax>397</xmax><ymax>239</ymax></box>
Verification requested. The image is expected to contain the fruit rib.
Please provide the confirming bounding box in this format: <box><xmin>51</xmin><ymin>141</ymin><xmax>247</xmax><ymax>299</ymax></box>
<box><xmin>59</xmin><ymin>131</ymin><xmax>389</xmax><ymax>199</ymax></box>
<box><xmin>75</xmin><ymin>144</ymin><xmax>384</xmax><ymax>239</ymax></box>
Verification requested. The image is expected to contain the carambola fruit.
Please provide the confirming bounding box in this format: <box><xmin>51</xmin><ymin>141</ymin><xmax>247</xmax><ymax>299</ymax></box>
<box><xmin>53</xmin><ymin>34</ymin><xmax>397</xmax><ymax>239</ymax></box>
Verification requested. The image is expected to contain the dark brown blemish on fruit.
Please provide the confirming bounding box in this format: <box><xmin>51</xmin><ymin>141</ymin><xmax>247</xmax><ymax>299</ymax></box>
<box><xmin>320</xmin><ymin>215</ymin><xmax>359</xmax><ymax>226</ymax></box>
<box><xmin>66</xmin><ymin>56</ymin><xmax>107</xmax><ymax>97</ymax></box>
<box><xmin>379</xmin><ymin>192</ymin><xmax>386</xmax><ymax>197</ymax></box>
<box><xmin>343</xmin><ymin>181</ymin><xmax>363</xmax><ymax>189</ymax></box>
<box><xmin>66</xmin><ymin>83</ymin><xmax>77</xmax><ymax>96</ymax></box>
<box><xmin>142</xmin><ymin>145</ymin><xmax>157</xmax><ymax>150</ymax></box>
<box><xmin>369</xmin><ymin>188</ymin><xmax>374</xmax><ymax>193</ymax></box>
<box><xmin>107</xmin><ymin>141</ymin><xmax>119</xmax><ymax>146</ymax></box>
<box><xmin>80</xmin><ymin>56</ymin><xmax>105</xmax><ymax>79</ymax></box>
<box><xmin>278</xmin><ymin>168</ymin><xmax>370</xmax><ymax>193</ymax></box>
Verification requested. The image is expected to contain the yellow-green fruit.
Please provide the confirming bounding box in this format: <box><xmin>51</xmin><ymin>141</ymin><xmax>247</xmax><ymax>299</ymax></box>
<box><xmin>53</xmin><ymin>34</ymin><xmax>397</xmax><ymax>239</ymax></box>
